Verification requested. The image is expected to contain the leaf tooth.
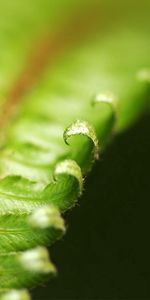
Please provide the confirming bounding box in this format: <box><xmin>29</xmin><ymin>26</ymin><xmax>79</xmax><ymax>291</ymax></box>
<box><xmin>28</xmin><ymin>205</ymin><xmax>65</xmax><ymax>232</ymax></box>
<box><xmin>137</xmin><ymin>68</ymin><xmax>150</xmax><ymax>83</ymax></box>
<box><xmin>0</xmin><ymin>289</ymin><xmax>31</xmax><ymax>300</ymax></box>
<box><xmin>91</xmin><ymin>92</ymin><xmax>117</xmax><ymax>115</ymax></box>
<box><xmin>63</xmin><ymin>120</ymin><xmax>99</xmax><ymax>160</ymax></box>
<box><xmin>18</xmin><ymin>246</ymin><xmax>56</xmax><ymax>274</ymax></box>
<box><xmin>54</xmin><ymin>159</ymin><xmax>83</xmax><ymax>194</ymax></box>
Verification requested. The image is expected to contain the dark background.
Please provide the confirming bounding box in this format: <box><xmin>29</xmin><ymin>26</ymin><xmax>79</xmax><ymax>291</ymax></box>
<box><xmin>33</xmin><ymin>113</ymin><xmax>150</xmax><ymax>299</ymax></box>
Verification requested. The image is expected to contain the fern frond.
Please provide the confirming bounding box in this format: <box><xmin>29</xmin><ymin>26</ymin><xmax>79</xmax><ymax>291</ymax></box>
<box><xmin>0</xmin><ymin>0</ymin><xmax>149</xmax><ymax>299</ymax></box>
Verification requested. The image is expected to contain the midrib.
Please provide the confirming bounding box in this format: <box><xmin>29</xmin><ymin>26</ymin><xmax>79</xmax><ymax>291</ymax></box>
<box><xmin>0</xmin><ymin>2</ymin><xmax>105</xmax><ymax>134</ymax></box>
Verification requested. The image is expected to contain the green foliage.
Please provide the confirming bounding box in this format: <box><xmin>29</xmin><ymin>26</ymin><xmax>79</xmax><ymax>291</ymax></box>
<box><xmin>0</xmin><ymin>0</ymin><xmax>150</xmax><ymax>299</ymax></box>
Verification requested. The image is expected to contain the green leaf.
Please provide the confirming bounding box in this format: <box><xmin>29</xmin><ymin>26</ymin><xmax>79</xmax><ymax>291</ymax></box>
<box><xmin>0</xmin><ymin>0</ymin><xmax>149</xmax><ymax>298</ymax></box>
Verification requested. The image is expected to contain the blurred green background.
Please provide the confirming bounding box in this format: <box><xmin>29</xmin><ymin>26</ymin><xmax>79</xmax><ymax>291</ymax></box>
<box><xmin>33</xmin><ymin>112</ymin><xmax>150</xmax><ymax>299</ymax></box>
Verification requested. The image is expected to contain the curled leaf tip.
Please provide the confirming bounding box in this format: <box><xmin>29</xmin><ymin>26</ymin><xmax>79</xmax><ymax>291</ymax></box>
<box><xmin>91</xmin><ymin>92</ymin><xmax>117</xmax><ymax>113</ymax></box>
<box><xmin>63</xmin><ymin>120</ymin><xmax>99</xmax><ymax>160</ymax></box>
<box><xmin>0</xmin><ymin>289</ymin><xmax>31</xmax><ymax>300</ymax></box>
<box><xmin>137</xmin><ymin>68</ymin><xmax>150</xmax><ymax>83</ymax></box>
<box><xmin>28</xmin><ymin>205</ymin><xmax>65</xmax><ymax>232</ymax></box>
<box><xmin>18</xmin><ymin>247</ymin><xmax>56</xmax><ymax>274</ymax></box>
<box><xmin>54</xmin><ymin>159</ymin><xmax>83</xmax><ymax>193</ymax></box>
